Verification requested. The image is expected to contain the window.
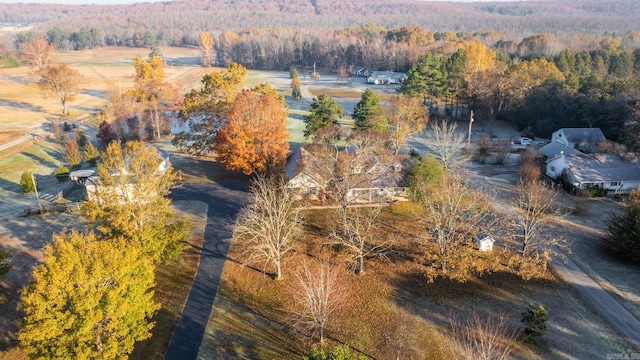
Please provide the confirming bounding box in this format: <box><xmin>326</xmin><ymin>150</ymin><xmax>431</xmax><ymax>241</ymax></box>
<box><xmin>550</xmin><ymin>166</ymin><xmax>556</xmax><ymax>172</ymax></box>
<box><xmin>610</xmin><ymin>181</ymin><xmax>620</xmax><ymax>187</ymax></box>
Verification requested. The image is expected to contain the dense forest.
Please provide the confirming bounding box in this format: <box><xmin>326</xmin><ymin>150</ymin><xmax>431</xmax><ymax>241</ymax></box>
<box><xmin>2</xmin><ymin>0</ymin><xmax>640</xmax><ymax>145</ymax></box>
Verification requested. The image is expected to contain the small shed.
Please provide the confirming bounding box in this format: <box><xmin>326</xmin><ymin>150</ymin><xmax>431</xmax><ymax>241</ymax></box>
<box><xmin>473</xmin><ymin>234</ymin><xmax>495</xmax><ymax>252</ymax></box>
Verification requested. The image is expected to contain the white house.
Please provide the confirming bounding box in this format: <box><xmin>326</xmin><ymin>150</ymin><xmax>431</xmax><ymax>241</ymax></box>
<box><xmin>538</xmin><ymin>141</ymin><xmax>582</xmax><ymax>159</ymax></box>
<box><xmin>546</xmin><ymin>152</ymin><xmax>640</xmax><ymax>194</ymax></box>
<box><xmin>366</xmin><ymin>71</ymin><xmax>406</xmax><ymax>85</ymax></box>
<box><xmin>551</xmin><ymin>128</ymin><xmax>606</xmax><ymax>153</ymax></box>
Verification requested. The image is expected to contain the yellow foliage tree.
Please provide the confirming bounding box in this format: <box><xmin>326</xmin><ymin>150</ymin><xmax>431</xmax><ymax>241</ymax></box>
<box><xmin>199</xmin><ymin>31</ymin><xmax>215</xmax><ymax>67</ymax></box>
<box><xmin>19</xmin><ymin>230</ymin><xmax>158</xmax><ymax>360</ymax></box>
<box><xmin>501</xmin><ymin>58</ymin><xmax>565</xmax><ymax>110</ymax></box>
<box><xmin>38</xmin><ymin>64</ymin><xmax>81</xmax><ymax>114</ymax></box>
<box><xmin>132</xmin><ymin>55</ymin><xmax>166</xmax><ymax>101</ymax></box>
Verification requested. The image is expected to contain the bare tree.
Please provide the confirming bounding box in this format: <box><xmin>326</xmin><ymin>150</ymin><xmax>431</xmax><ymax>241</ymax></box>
<box><xmin>329</xmin><ymin>204</ymin><xmax>391</xmax><ymax>274</ymax></box>
<box><xmin>424</xmin><ymin>119</ymin><xmax>470</xmax><ymax>170</ymax></box>
<box><xmin>449</xmin><ymin>312</ymin><xmax>518</xmax><ymax>360</ymax></box>
<box><xmin>420</xmin><ymin>174</ymin><xmax>497</xmax><ymax>282</ymax></box>
<box><xmin>19</xmin><ymin>37</ymin><xmax>56</xmax><ymax>70</ymax></box>
<box><xmin>288</xmin><ymin>260</ymin><xmax>346</xmax><ymax>343</ymax></box>
<box><xmin>233</xmin><ymin>175</ymin><xmax>302</xmax><ymax>280</ymax></box>
<box><xmin>512</xmin><ymin>180</ymin><xmax>562</xmax><ymax>256</ymax></box>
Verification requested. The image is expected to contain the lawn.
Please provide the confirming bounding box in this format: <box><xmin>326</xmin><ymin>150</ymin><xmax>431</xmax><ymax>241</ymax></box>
<box><xmin>198</xmin><ymin>202</ymin><xmax>629</xmax><ymax>359</ymax></box>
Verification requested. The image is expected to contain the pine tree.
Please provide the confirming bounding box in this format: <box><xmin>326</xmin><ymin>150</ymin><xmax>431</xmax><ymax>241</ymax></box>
<box><xmin>352</xmin><ymin>88</ymin><xmax>382</xmax><ymax>130</ymax></box>
<box><xmin>303</xmin><ymin>94</ymin><xmax>344</xmax><ymax>138</ymax></box>
<box><xmin>83</xmin><ymin>141</ymin><xmax>100</xmax><ymax>166</ymax></box>
<box><xmin>604</xmin><ymin>190</ymin><xmax>640</xmax><ymax>261</ymax></box>
<box><xmin>20</xmin><ymin>170</ymin><xmax>36</xmax><ymax>194</ymax></box>
<box><xmin>64</xmin><ymin>137</ymin><xmax>82</xmax><ymax>169</ymax></box>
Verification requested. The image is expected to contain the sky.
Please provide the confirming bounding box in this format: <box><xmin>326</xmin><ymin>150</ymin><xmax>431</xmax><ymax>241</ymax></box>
<box><xmin>0</xmin><ymin>0</ymin><xmax>525</xmax><ymax>4</ymax></box>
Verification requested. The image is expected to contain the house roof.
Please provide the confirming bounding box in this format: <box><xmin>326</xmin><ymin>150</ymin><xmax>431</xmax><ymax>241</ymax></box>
<box><xmin>556</xmin><ymin>128</ymin><xmax>606</xmax><ymax>143</ymax></box>
<box><xmin>562</xmin><ymin>153</ymin><xmax>640</xmax><ymax>183</ymax></box>
<box><xmin>539</xmin><ymin>141</ymin><xmax>582</xmax><ymax>158</ymax></box>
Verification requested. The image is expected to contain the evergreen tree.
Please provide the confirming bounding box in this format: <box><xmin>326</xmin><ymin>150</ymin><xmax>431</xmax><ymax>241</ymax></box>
<box><xmin>20</xmin><ymin>170</ymin><xmax>36</xmax><ymax>194</ymax></box>
<box><xmin>64</xmin><ymin>137</ymin><xmax>82</xmax><ymax>170</ymax></box>
<box><xmin>96</xmin><ymin>120</ymin><xmax>118</xmax><ymax>149</ymax></box>
<box><xmin>604</xmin><ymin>190</ymin><xmax>640</xmax><ymax>261</ymax></box>
<box><xmin>83</xmin><ymin>141</ymin><xmax>100</xmax><ymax>166</ymax></box>
<box><xmin>303</xmin><ymin>94</ymin><xmax>344</xmax><ymax>138</ymax></box>
<box><xmin>352</xmin><ymin>88</ymin><xmax>382</xmax><ymax>130</ymax></box>
<box><xmin>400</xmin><ymin>51</ymin><xmax>447</xmax><ymax>102</ymax></box>
<box><xmin>19</xmin><ymin>230</ymin><xmax>158</xmax><ymax>360</ymax></box>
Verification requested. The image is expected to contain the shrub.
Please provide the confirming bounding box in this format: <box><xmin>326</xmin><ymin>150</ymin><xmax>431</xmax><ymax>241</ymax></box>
<box><xmin>521</xmin><ymin>303</ymin><xmax>548</xmax><ymax>342</ymax></box>
<box><xmin>75</xmin><ymin>128</ymin><xmax>88</xmax><ymax>148</ymax></box>
<box><xmin>62</xmin><ymin>122</ymin><xmax>72</xmax><ymax>132</ymax></box>
<box><xmin>20</xmin><ymin>170</ymin><xmax>36</xmax><ymax>194</ymax></box>
<box><xmin>54</xmin><ymin>165</ymin><xmax>70</xmax><ymax>182</ymax></box>
<box><xmin>0</xmin><ymin>250</ymin><xmax>11</xmax><ymax>277</ymax></box>
<box><xmin>0</xmin><ymin>55</ymin><xmax>20</xmax><ymax>69</ymax></box>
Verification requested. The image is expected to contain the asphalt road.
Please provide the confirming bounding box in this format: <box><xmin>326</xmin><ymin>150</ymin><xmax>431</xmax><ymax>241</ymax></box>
<box><xmin>163</xmin><ymin>182</ymin><xmax>249</xmax><ymax>360</ymax></box>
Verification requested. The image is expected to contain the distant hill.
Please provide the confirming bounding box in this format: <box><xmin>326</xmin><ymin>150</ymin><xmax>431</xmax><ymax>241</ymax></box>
<box><xmin>0</xmin><ymin>0</ymin><xmax>638</xmax><ymax>39</ymax></box>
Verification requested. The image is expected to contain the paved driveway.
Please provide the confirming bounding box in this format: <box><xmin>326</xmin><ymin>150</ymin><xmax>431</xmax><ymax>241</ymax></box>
<box><xmin>164</xmin><ymin>182</ymin><xmax>248</xmax><ymax>360</ymax></box>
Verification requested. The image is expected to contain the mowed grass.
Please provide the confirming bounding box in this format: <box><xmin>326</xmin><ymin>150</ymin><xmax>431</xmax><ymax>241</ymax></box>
<box><xmin>199</xmin><ymin>202</ymin><xmax>629</xmax><ymax>359</ymax></box>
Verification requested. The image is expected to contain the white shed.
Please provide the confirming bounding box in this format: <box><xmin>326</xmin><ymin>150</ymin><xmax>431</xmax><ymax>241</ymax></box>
<box><xmin>473</xmin><ymin>234</ymin><xmax>495</xmax><ymax>252</ymax></box>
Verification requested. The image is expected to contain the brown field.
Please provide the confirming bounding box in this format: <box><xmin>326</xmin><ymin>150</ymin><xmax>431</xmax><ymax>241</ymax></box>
<box><xmin>199</xmin><ymin>203</ymin><xmax>628</xmax><ymax>359</ymax></box>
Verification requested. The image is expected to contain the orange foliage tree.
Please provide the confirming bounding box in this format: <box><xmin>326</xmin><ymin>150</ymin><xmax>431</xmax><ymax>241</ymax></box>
<box><xmin>214</xmin><ymin>85</ymin><xmax>289</xmax><ymax>175</ymax></box>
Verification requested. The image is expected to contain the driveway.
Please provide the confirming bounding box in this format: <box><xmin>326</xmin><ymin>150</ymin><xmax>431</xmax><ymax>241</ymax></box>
<box><xmin>163</xmin><ymin>182</ymin><xmax>248</xmax><ymax>360</ymax></box>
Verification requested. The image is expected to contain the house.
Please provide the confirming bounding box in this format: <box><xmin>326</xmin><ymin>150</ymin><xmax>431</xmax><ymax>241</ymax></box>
<box><xmin>366</xmin><ymin>71</ymin><xmax>406</xmax><ymax>85</ymax></box>
<box><xmin>551</xmin><ymin>128</ymin><xmax>606</xmax><ymax>153</ymax></box>
<box><xmin>73</xmin><ymin>147</ymin><xmax>171</xmax><ymax>202</ymax></box>
<box><xmin>286</xmin><ymin>144</ymin><xmax>406</xmax><ymax>202</ymax></box>
<box><xmin>546</xmin><ymin>152</ymin><xmax>640</xmax><ymax>194</ymax></box>
<box><xmin>538</xmin><ymin>141</ymin><xmax>582</xmax><ymax>159</ymax></box>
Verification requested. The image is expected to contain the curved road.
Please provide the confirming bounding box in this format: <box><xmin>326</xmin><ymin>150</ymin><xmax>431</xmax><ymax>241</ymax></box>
<box><xmin>164</xmin><ymin>182</ymin><xmax>249</xmax><ymax>360</ymax></box>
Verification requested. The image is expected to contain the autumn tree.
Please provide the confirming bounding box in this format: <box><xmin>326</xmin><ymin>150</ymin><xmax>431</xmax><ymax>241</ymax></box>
<box><xmin>19</xmin><ymin>37</ymin><xmax>56</xmax><ymax>70</ymax></box>
<box><xmin>174</xmin><ymin>63</ymin><xmax>246</xmax><ymax>154</ymax></box>
<box><xmin>352</xmin><ymin>88</ymin><xmax>383</xmax><ymax>130</ymax></box>
<box><xmin>19</xmin><ymin>230</ymin><xmax>158</xmax><ymax>360</ymax></box>
<box><xmin>291</xmin><ymin>77</ymin><xmax>302</xmax><ymax>100</ymax></box>
<box><xmin>38</xmin><ymin>64</ymin><xmax>81</xmax><ymax>114</ymax></box>
<box><xmin>81</xmin><ymin>141</ymin><xmax>190</xmax><ymax>264</ymax></box>
<box><xmin>449</xmin><ymin>313</ymin><xmax>517</xmax><ymax>360</ymax></box>
<box><xmin>233</xmin><ymin>175</ymin><xmax>302</xmax><ymax>280</ymax></box>
<box><xmin>380</xmin><ymin>94</ymin><xmax>428</xmax><ymax>155</ymax></box>
<box><xmin>214</xmin><ymin>85</ymin><xmax>289</xmax><ymax>175</ymax></box>
<box><xmin>303</xmin><ymin>94</ymin><xmax>344</xmax><ymax>138</ymax></box>
<box><xmin>604</xmin><ymin>190</ymin><xmax>640</xmax><ymax>261</ymax></box>
<box><xmin>424</xmin><ymin>120</ymin><xmax>470</xmax><ymax>170</ymax></box>
<box><xmin>289</xmin><ymin>260</ymin><xmax>346</xmax><ymax>343</ymax></box>
<box><xmin>198</xmin><ymin>32</ymin><xmax>215</xmax><ymax>67</ymax></box>
<box><xmin>512</xmin><ymin>181</ymin><xmax>561</xmax><ymax>257</ymax></box>
<box><xmin>501</xmin><ymin>58</ymin><xmax>564</xmax><ymax>112</ymax></box>
<box><xmin>64</xmin><ymin>136</ymin><xmax>82</xmax><ymax>169</ymax></box>
<box><xmin>132</xmin><ymin>56</ymin><xmax>166</xmax><ymax>101</ymax></box>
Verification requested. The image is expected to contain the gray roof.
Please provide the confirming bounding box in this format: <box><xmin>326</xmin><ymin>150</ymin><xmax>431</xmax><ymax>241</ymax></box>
<box><xmin>539</xmin><ymin>141</ymin><xmax>582</xmax><ymax>158</ymax></box>
<box><xmin>564</xmin><ymin>153</ymin><xmax>640</xmax><ymax>183</ymax></box>
<box><xmin>557</xmin><ymin>128</ymin><xmax>606</xmax><ymax>143</ymax></box>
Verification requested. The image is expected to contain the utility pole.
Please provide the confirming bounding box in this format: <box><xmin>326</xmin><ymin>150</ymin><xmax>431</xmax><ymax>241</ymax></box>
<box><xmin>468</xmin><ymin>110</ymin><xmax>474</xmax><ymax>151</ymax></box>
<box><xmin>313</xmin><ymin>61</ymin><xmax>316</xmax><ymax>76</ymax></box>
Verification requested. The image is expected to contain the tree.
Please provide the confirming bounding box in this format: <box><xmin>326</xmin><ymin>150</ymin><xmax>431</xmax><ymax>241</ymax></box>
<box><xmin>132</xmin><ymin>56</ymin><xmax>166</xmax><ymax>101</ymax></box>
<box><xmin>199</xmin><ymin>32</ymin><xmax>215</xmax><ymax>67</ymax></box>
<box><xmin>174</xmin><ymin>63</ymin><xmax>247</xmax><ymax>155</ymax></box>
<box><xmin>420</xmin><ymin>174</ymin><xmax>497</xmax><ymax>282</ymax></box>
<box><xmin>64</xmin><ymin>137</ymin><xmax>82</xmax><ymax>169</ymax></box>
<box><xmin>521</xmin><ymin>303</ymin><xmax>548</xmax><ymax>342</ymax></box>
<box><xmin>81</xmin><ymin>141</ymin><xmax>190</xmax><ymax>264</ymax></box>
<box><xmin>329</xmin><ymin>205</ymin><xmax>390</xmax><ymax>275</ymax></box>
<box><xmin>20</xmin><ymin>170</ymin><xmax>36</xmax><ymax>194</ymax></box>
<box><xmin>289</xmin><ymin>260</ymin><xmax>346</xmax><ymax>343</ymax></box>
<box><xmin>352</xmin><ymin>88</ymin><xmax>383</xmax><ymax>130</ymax></box>
<box><xmin>38</xmin><ymin>64</ymin><xmax>81</xmax><ymax>114</ymax></box>
<box><xmin>400</xmin><ymin>50</ymin><xmax>447</xmax><ymax>103</ymax></box>
<box><xmin>303</xmin><ymin>94</ymin><xmax>344</xmax><ymax>139</ymax></box>
<box><xmin>291</xmin><ymin>77</ymin><xmax>302</xmax><ymax>100</ymax></box>
<box><xmin>424</xmin><ymin>120</ymin><xmax>470</xmax><ymax>170</ymax></box>
<box><xmin>512</xmin><ymin>181</ymin><xmax>561</xmax><ymax>256</ymax></box>
<box><xmin>214</xmin><ymin>85</ymin><xmax>289</xmax><ymax>175</ymax></box>
<box><xmin>233</xmin><ymin>175</ymin><xmax>302</xmax><ymax>280</ymax></box>
<box><xmin>290</xmin><ymin>66</ymin><xmax>299</xmax><ymax>79</ymax></box>
<box><xmin>449</xmin><ymin>313</ymin><xmax>517</xmax><ymax>360</ymax></box>
<box><xmin>18</xmin><ymin>37</ymin><xmax>55</xmax><ymax>69</ymax></box>
<box><xmin>96</xmin><ymin>120</ymin><xmax>118</xmax><ymax>148</ymax></box>
<box><xmin>75</xmin><ymin>128</ymin><xmax>88</xmax><ymax>148</ymax></box>
<box><xmin>404</xmin><ymin>155</ymin><xmax>445</xmax><ymax>202</ymax></box>
<box><xmin>19</xmin><ymin>230</ymin><xmax>158</xmax><ymax>360</ymax></box>
<box><xmin>83</xmin><ymin>141</ymin><xmax>100</xmax><ymax>166</ymax></box>
<box><xmin>381</xmin><ymin>94</ymin><xmax>428</xmax><ymax>155</ymax></box>
<box><xmin>304</xmin><ymin>345</ymin><xmax>367</xmax><ymax>360</ymax></box>
<box><xmin>604</xmin><ymin>190</ymin><xmax>640</xmax><ymax>261</ymax></box>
